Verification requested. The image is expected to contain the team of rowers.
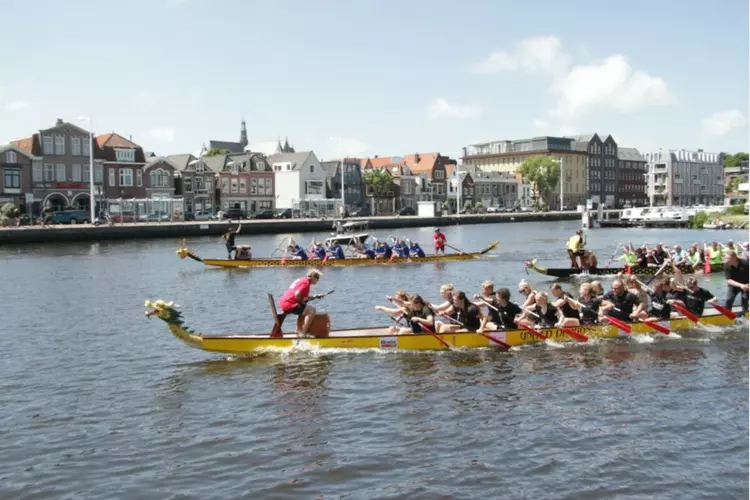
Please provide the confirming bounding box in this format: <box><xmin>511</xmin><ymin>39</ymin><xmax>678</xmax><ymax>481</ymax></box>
<box><xmin>277</xmin><ymin>249</ymin><xmax>749</xmax><ymax>337</ymax></box>
<box><xmin>223</xmin><ymin>225</ymin><xmax>448</xmax><ymax>261</ymax></box>
<box><xmin>566</xmin><ymin>229</ymin><xmax>748</xmax><ymax>271</ymax></box>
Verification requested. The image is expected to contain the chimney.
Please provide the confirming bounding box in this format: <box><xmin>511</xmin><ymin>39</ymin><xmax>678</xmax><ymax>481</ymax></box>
<box><xmin>415</xmin><ymin>153</ymin><xmax>420</xmax><ymax>163</ymax></box>
<box><xmin>129</xmin><ymin>135</ymin><xmax>133</xmax><ymax>142</ymax></box>
<box><xmin>55</xmin><ymin>118</ymin><xmax>64</xmax><ymax>126</ymax></box>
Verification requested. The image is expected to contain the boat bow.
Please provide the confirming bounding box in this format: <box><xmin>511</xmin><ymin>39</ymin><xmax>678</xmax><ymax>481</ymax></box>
<box><xmin>144</xmin><ymin>300</ymin><xmax>203</xmax><ymax>349</ymax></box>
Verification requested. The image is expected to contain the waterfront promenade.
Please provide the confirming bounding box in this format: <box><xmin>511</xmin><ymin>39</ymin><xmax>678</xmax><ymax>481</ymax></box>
<box><xmin>0</xmin><ymin>210</ymin><xmax>616</xmax><ymax>245</ymax></box>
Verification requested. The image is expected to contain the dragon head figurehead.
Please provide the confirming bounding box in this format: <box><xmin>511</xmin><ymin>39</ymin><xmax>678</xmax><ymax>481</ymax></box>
<box><xmin>176</xmin><ymin>248</ymin><xmax>190</xmax><ymax>260</ymax></box>
<box><xmin>144</xmin><ymin>300</ymin><xmax>183</xmax><ymax>325</ymax></box>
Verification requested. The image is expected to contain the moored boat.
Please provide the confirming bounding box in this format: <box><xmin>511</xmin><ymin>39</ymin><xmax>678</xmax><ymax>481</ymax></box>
<box><xmin>524</xmin><ymin>258</ymin><xmax>725</xmax><ymax>279</ymax></box>
<box><xmin>144</xmin><ymin>299</ymin><xmax>745</xmax><ymax>354</ymax></box>
<box><xmin>177</xmin><ymin>240</ymin><xmax>500</xmax><ymax>268</ymax></box>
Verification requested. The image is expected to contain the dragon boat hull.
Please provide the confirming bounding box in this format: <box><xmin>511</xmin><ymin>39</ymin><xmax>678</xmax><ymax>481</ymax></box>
<box><xmin>144</xmin><ymin>300</ymin><xmax>746</xmax><ymax>354</ymax></box>
<box><xmin>525</xmin><ymin>259</ymin><xmax>725</xmax><ymax>279</ymax></box>
<box><xmin>178</xmin><ymin>241</ymin><xmax>499</xmax><ymax>268</ymax></box>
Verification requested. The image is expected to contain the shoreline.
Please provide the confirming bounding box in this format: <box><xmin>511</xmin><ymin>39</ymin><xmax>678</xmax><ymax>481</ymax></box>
<box><xmin>0</xmin><ymin>211</ymin><xmax>595</xmax><ymax>245</ymax></box>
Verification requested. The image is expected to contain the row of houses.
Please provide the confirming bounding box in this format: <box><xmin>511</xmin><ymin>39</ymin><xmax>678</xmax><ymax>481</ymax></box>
<box><xmin>0</xmin><ymin>119</ymin><xmax>730</xmax><ymax>218</ymax></box>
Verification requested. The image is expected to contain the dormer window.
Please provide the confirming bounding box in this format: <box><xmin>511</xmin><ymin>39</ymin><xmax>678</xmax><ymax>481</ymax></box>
<box><xmin>115</xmin><ymin>149</ymin><xmax>135</xmax><ymax>162</ymax></box>
<box><xmin>195</xmin><ymin>162</ymin><xmax>205</xmax><ymax>173</ymax></box>
<box><xmin>231</xmin><ymin>164</ymin><xmax>239</xmax><ymax>174</ymax></box>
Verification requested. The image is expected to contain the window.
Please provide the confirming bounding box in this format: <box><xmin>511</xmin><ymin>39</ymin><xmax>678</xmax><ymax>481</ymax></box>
<box><xmin>137</xmin><ymin>169</ymin><xmax>143</xmax><ymax>187</ymax></box>
<box><xmin>72</xmin><ymin>164</ymin><xmax>82</xmax><ymax>182</ymax></box>
<box><xmin>82</xmin><ymin>138</ymin><xmax>90</xmax><ymax>156</ymax></box>
<box><xmin>265</xmin><ymin>178</ymin><xmax>273</xmax><ymax>195</ymax></box>
<box><xmin>309</xmin><ymin>165</ymin><xmax>314</xmax><ymax>173</ymax></box>
<box><xmin>44</xmin><ymin>163</ymin><xmax>55</xmax><ymax>181</ymax></box>
<box><xmin>150</xmin><ymin>169</ymin><xmax>170</xmax><ymax>188</ymax></box>
<box><xmin>71</xmin><ymin>137</ymin><xmax>81</xmax><ymax>156</ymax></box>
<box><xmin>5</xmin><ymin>151</ymin><xmax>17</xmax><ymax>164</ymax></box>
<box><xmin>251</xmin><ymin>178</ymin><xmax>257</xmax><ymax>194</ymax></box>
<box><xmin>55</xmin><ymin>164</ymin><xmax>66</xmax><ymax>181</ymax></box>
<box><xmin>260</xmin><ymin>200</ymin><xmax>272</xmax><ymax>209</ymax></box>
<box><xmin>109</xmin><ymin>169</ymin><xmax>116</xmax><ymax>186</ymax></box>
<box><xmin>240</xmin><ymin>179</ymin><xmax>247</xmax><ymax>193</ymax></box>
<box><xmin>119</xmin><ymin>168</ymin><xmax>134</xmax><ymax>187</ymax></box>
<box><xmin>3</xmin><ymin>168</ymin><xmax>20</xmax><ymax>189</ymax></box>
<box><xmin>184</xmin><ymin>177</ymin><xmax>192</xmax><ymax>192</ymax></box>
<box><xmin>94</xmin><ymin>165</ymin><xmax>103</xmax><ymax>183</ymax></box>
<box><xmin>195</xmin><ymin>162</ymin><xmax>204</xmax><ymax>174</ymax></box>
<box><xmin>195</xmin><ymin>177</ymin><xmax>204</xmax><ymax>191</ymax></box>
<box><xmin>221</xmin><ymin>177</ymin><xmax>229</xmax><ymax>192</ymax></box>
<box><xmin>230</xmin><ymin>178</ymin><xmax>238</xmax><ymax>193</ymax></box>
<box><xmin>33</xmin><ymin>162</ymin><xmax>42</xmax><ymax>182</ymax></box>
<box><xmin>305</xmin><ymin>180</ymin><xmax>324</xmax><ymax>195</ymax></box>
<box><xmin>43</xmin><ymin>136</ymin><xmax>54</xmax><ymax>155</ymax></box>
<box><xmin>115</xmin><ymin>149</ymin><xmax>135</xmax><ymax>162</ymax></box>
<box><xmin>205</xmin><ymin>179</ymin><xmax>212</xmax><ymax>191</ymax></box>
<box><xmin>55</xmin><ymin>136</ymin><xmax>65</xmax><ymax>155</ymax></box>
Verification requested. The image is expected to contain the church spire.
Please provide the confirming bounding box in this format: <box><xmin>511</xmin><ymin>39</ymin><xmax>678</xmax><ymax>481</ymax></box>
<box><xmin>239</xmin><ymin>118</ymin><xmax>248</xmax><ymax>149</ymax></box>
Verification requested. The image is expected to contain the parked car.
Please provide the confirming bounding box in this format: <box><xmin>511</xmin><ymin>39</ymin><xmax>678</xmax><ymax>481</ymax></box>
<box><xmin>49</xmin><ymin>210</ymin><xmax>91</xmax><ymax>224</ymax></box>
<box><xmin>486</xmin><ymin>206</ymin><xmax>504</xmax><ymax>213</ymax></box>
<box><xmin>274</xmin><ymin>209</ymin><xmax>293</xmax><ymax>219</ymax></box>
<box><xmin>224</xmin><ymin>208</ymin><xmax>246</xmax><ymax>220</ymax></box>
<box><xmin>398</xmin><ymin>206</ymin><xmax>416</xmax><ymax>216</ymax></box>
<box><xmin>184</xmin><ymin>210</ymin><xmax>212</xmax><ymax>221</ymax></box>
<box><xmin>139</xmin><ymin>212</ymin><xmax>171</xmax><ymax>222</ymax></box>
<box><xmin>251</xmin><ymin>209</ymin><xmax>275</xmax><ymax>219</ymax></box>
<box><xmin>111</xmin><ymin>212</ymin><xmax>136</xmax><ymax>223</ymax></box>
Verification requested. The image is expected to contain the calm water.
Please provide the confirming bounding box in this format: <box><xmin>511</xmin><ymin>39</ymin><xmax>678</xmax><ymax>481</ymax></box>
<box><xmin>1</xmin><ymin>220</ymin><xmax>748</xmax><ymax>499</ymax></box>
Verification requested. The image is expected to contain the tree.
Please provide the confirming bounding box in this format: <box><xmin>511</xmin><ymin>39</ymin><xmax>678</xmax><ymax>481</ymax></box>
<box><xmin>727</xmin><ymin>176</ymin><xmax>742</xmax><ymax>194</ymax></box>
<box><xmin>518</xmin><ymin>156</ymin><xmax>560</xmax><ymax>204</ymax></box>
<box><xmin>723</xmin><ymin>152</ymin><xmax>749</xmax><ymax>169</ymax></box>
<box><xmin>205</xmin><ymin>148</ymin><xmax>230</xmax><ymax>157</ymax></box>
<box><xmin>363</xmin><ymin>169</ymin><xmax>394</xmax><ymax>197</ymax></box>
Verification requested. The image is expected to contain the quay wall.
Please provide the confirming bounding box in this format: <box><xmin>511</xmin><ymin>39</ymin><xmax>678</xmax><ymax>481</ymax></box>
<box><xmin>0</xmin><ymin>210</ymin><xmax>620</xmax><ymax>245</ymax></box>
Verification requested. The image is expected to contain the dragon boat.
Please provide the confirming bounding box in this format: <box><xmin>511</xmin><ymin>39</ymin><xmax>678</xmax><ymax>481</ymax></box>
<box><xmin>176</xmin><ymin>240</ymin><xmax>500</xmax><ymax>269</ymax></box>
<box><xmin>143</xmin><ymin>296</ymin><xmax>745</xmax><ymax>354</ymax></box>
<box><xmin>524</xmin><ymin>259</ymin><xmax>725</xmax><ymax>279</ymax></box>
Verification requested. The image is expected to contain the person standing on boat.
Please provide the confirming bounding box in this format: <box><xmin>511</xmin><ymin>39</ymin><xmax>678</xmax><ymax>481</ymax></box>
<box><xmin>724</xmin><ymin>250</ymin><xmax>749</xmax><ymax>315</ymax></box>
<box><xmin>566</xmin><ymin>229</ymin><xmax>585</xmax><ymax>268</ymax></box>
<box><xmin>279</xmin><ymin>269</ymin><xmax>323</xmax><ymax>337</ymax></box>
<box><xmin>222</xmin><ymin>224</ymin><xmax>242</xmax><ymax>259</ymax></box>
<box><xmin>433</xmin><ymin>228</ymin><xmax>447</xmax><ymax>255</ymax></box>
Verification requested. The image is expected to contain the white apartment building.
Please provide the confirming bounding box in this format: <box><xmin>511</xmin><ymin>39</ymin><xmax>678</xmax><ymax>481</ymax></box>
<box><xmin>268</xmin><ymin>151</ymin><xmax>326</xmax><ymax>209</ymax></box>
<box><xmin>643</xmin><ymin>149</ymin><xmax>724</xmax><ymax>206</ymax></box>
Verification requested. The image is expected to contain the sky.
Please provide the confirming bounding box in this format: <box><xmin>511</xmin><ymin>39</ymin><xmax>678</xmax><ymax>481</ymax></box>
<box><xmin>0</xmin><ymin>0</ymin><xmax>747</xmax><ymax>161</ymax></box>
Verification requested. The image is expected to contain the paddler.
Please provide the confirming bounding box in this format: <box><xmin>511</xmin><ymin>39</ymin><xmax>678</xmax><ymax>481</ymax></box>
<box><xmin>310</xmin><ymin>242</ymin><xmax>327</xmax><ymax>260</ymax></box>
<box><xmin>518</xmin><ymin>279</ymin><xmax>537</xmax><ymax>309</ymax></box>
<box><xmin>472</xmin><ymin>280</ymin><xmax>495</xmax><ymax>311</ymax></box>
<box><xmin>355</xmin><ymin>242</ymin><xmax>376</xmax><ymax>259</ymax></box>
<box><xmin>617</xmin><ymin>244</ymin><xmax>639</xmax><ymax>268</ymax></box>
<box><xmin>437</xmin><ymin>291</ymin><xmax>482</xmax><ymax>333</ymax></box>
<box><xmin>434</xmin><ymin>284</ymin><xmax>456</xmax><ymax>315</ymax></box>
<box><xmin>279</xmin><ymin>269</ymin><xmax>322</xmax><ymax>338</ymax></box>
<box><xmin>286</xmin><ymin>242</ymin><xmax>308</xmax><ymax>261</ymax></box>
<box><xmin>326</xmin><ymin>241</ymin><xmax>346</xmax><ymax>260</ymax></box>
<box><xmin>671</xmin><ymin>245</ymin><xmax>688</xmax><ymax>265</ymax></box>
<box><xmin>566</xmin><ymin>229</ymin><xmax>585</xmax><ymax>268</ymax></box>
<box><xmin>518</xmin><ymin>292</ymin><xmax>559</xmax><ymax>328</ymax></box>
<box><xmin>600</xmin><ymin>279</ymin><xmax>643</xmax><ymax>322</ymax></box>
<box><xmin>667</xmin><ymin>260</ymin><xmax>717</xmax><ymax>316</ymax></box>
<box><xmin>479</xmin><ymin>288</ymin><xmax>522</xmax><ymax>331</ymax></box>
<box><xmin>377</xmin><ymin>295</ymin><xmax>435</xmax><ymax>335</ymax></box>
<box><xmin>687</xmin><ymin>244</ymin><xmax>703</xmax><ymax>271</ymax></box>
<box><xmin>408</xmin><ymin>240</ymin><xmax>426</xmax><ymax>258</ymax></box>
<box><xmin>707</xmin><ymin>241</ymin><xmax>723</xmax><ymax>266</ymax></box>
<box><xmin>391</xmin><ymin>238</ymin><xmax>409</xmax><ymax>258</ymax></box>
<box><xmin>724</xmin><ymin>250</ymin><xmax>749</xmax><ymax>315</ymax></box>
<box><xmin>569</xmin><ymin>283</ymin><xmax>603</xmax><ymax>325</ymax></box>
<box><xmin>374</xmin><ymin>239</ymin><xmax>392</xmax><ymax>259</ymax></box>
<box><xmin>550</xmin><ymin>283</ymin><xmax>580</xmax><ymax>327</ymax></box>
<box><xmin>222</xmin><ymin>224</ymin><xmax>242</xmax><ymax>259</ymax></box>
<box><xmin>581</xmin><ymin>250</ymin><xmax>598</xmax><ymax>271</ymax></box>
<box><xmin>638</xmin><ymin>278</ymin><xmax>672</xmax><ymax>322</ymax></box>
<box><xmin>433</xmin><ymin>228</ymin><xmax>447</xmax><ymax>255</ymax></box>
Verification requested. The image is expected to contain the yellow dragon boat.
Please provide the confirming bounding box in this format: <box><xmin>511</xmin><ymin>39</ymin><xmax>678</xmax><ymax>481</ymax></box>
<box><xmin>143</xmin><ymin>297</ymin><xmax>745</xmax><ymax>355</ymax></box>
<box><xmin>176</xmin><ymin>240</ymin><xmax>500</xmax><ymax>269</ymax></box>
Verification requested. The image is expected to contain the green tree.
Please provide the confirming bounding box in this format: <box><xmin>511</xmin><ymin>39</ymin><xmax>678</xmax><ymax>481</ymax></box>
<box><xmin>726</xmin><ymin>176</ymin><xmax>742</xmax><ymax>194</ymax></box>
<box><xmin>518</xmin><ymin>155</ymin><xmax>560</xmax><ymax>204</ymax></box>
<box><xmin>363</xmin><ymin>169</ymin><xmax>394</xmax><ymax>196</ymax></box>
<box><xmin>205</xmin><ymin>148</ymin><xmax>230</xmax><ymax>157</ymax></box>
<box><xmin>723</xmin><ymin>152</ymin><xmax>749</xmax><ymax>168</ymax></box>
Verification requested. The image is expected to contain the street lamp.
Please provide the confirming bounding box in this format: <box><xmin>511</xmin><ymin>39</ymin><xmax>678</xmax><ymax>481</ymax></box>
<box><xmin>77</xmin><ymin>115</ymin><xmax>95</xmax><ymax>223</ymax></box>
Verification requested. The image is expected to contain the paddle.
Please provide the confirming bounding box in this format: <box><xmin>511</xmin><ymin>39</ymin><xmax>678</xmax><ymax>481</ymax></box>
<box><xmin>621</xmin><ymin>279</ymin><xmax>672</xmax><ymax>335</ymax></box>
<box><xmin>645</xmin><ymin>260</ymin><xmax>671</xmax><ymax>285</ymax></box>
<box><xmin>310</xmin><ymin>289</ymin><xmax>335</xmax><ymax>301</ymax></box>
<box><xmin>671</xmin><ymin>302</ymin><xmax>700</xmax><ymax>323</ymax></box>
<box><xmin>378</xmin><ymin>303</ymin><xmax>453</xmax><ymax>350</ymax></box>
<box><xmin>437</xmin><ymin>310</ymin><xmax>511</xmax><ymax>350</ymax></box>
<box><xmin>518</xmin><ymin>307</ymin><xmax>549</xmax><ymax>340</ymax></box>
<box><xmin>604</xmin><ymin>243</ymin><xmax>622</xmax><ymax>269</ymax></box>
<box><xmin>445</xmin><ymin>243</ymin><xmax>466</xmax><ymax>255</ymax></box>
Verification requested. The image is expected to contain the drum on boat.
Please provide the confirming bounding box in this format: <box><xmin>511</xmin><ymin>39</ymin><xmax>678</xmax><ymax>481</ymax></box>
<box><xmin>297</xmin><ymin>313</ymin><xmax>331</xmax><ymax>337</ymax></box>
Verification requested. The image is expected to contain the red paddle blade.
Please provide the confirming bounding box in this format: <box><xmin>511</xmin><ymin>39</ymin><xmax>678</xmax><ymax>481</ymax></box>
<box><xmin>704</xmin><ymin>255</ymin><xmax>711</xmax><ymax>274</ymax></box>
<box><xmin>672</xmin><ymin>303</ymin><xmax>699</xmax><ymax>323</ymax></box>
<box><xmin>559</xmin><ymin>326</ymin><xmax>588</xmax><ymax>342</ymax></box>
<box><xmin>603</xmin><ymin>315</ymin><xmax>632</xmax><ymax>333</ymax></box>
<box><xmin>521</xmin><ymin>323</ymin><xmax>547</xmax><ymax>340</ymax></box>
<box><xmin>643</xmin><ymin>320</ymin><xmax>671</xmax><ymax>335</ymax></box>
<box><xmin>713</xmin><ymin>304</ymin><xmax>737</xmax><ymax>320</ymax></box>
<box><xmin>481</xmin><ymin>333</ymin><xmax>511</xmax><ymax>350</ymax></box>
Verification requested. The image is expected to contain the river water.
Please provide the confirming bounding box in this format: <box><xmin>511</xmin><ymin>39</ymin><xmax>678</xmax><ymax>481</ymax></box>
<box><xmin>1</xmin><ymin>220</ymin><xmax>748</xmax><ymax>499</ymax></box>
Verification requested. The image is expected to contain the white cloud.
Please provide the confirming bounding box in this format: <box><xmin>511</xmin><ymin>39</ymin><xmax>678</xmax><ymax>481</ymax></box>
<box><xmin>550</xmin><ymin>55</ymin><xmax>672</xmax><ymax>121</ymax></box>
<box><xmin>5</xmin><ymin>100</ymin><xmax>30</xmax><ymax>111</ymax></box>
<box><xmin>328</xmin><ymin>136</ymin><xmax>369</xmax><ymax>158</ymax></box>
<box><xmin>149</xmin><ymin>126</ymin><xmax>175</xmax><ymax>142</ymax></box>
<box><xmin>474</xmin><ymin>36</ymin><xmax>674</xmax><ymax>128</ymax></box>
<box><xmin>472</xmin><ymin>36</ymin><xmax>569</xmax><ymax>76</ymax></box>
<box><xmin>533</xmin><ymin>119</ymin><xmax>549</xmax><ymax>129</ymax></box>
<box><xmin>428</xmin><ymin>98</ymin><xmax>481</xmax><ymax>119</ymax></box>
<box><xmin>701</xmin><ymin>109</ymin><xmax>748</xmax><ymax>137</ymax></box>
